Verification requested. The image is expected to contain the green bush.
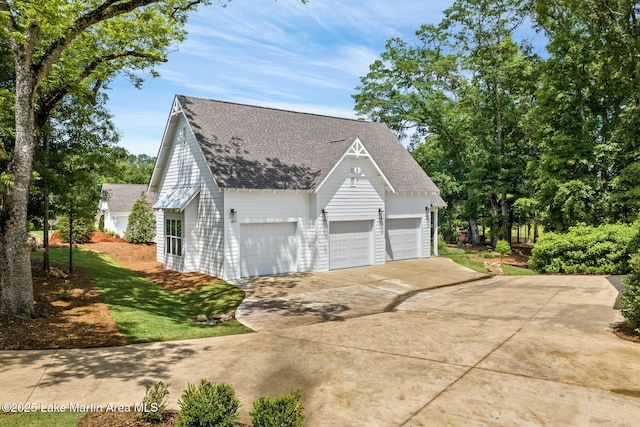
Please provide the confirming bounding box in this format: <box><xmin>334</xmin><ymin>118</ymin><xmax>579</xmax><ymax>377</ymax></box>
<box><xmin>437</xmin><ymin>233</ymin><xmax>448</xmax><ymax>254</ymax></box>
<box><xmin>621</xmin><ymin>253</ymin><xmax>640</xmax><ymax>334</ymax></box>
<box><xmin>56</xmin><ymin>215</ymin><xmax>94</xmax><ymax>244</ymax></box>
<box><xmin>495</xmin><ymin>240</ymin><xmax>512</xmax><ymax>264</ymax></box>
<box><xmin>529</xmin><ymin>223</ymin><xmax>639</xmax><ymax>274</ymax></box>
<box><xmin>250</xmin><ymin>389</ymin><xmax>305</xmax><ymax>427</ymax></box>
<box><xmin>125</xmin><ymin>192</ymin><xmax>156</xmax><ymax>244</ymax></box>
<box><xmin>136</xmin><ymin>381</ymin><xmax>170</xmax><ymax>423</ymax></box>
<box><xmin>175</xmin><ymin>380</ymin><xmax>240</xmax><ymax>427</ymax></box>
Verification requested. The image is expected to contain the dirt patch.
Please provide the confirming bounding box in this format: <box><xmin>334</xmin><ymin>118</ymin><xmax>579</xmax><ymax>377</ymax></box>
<box><xmin>77</xmin><ymin>242</ymin><xmax>220</xmax><ymax>292</ymax></box>
<box><xmin>77</xmin><ymin>410</ymin><xmax>178</xmax><ymax>427</ymax></box>
<box><xmin>612</xmin><ymin>323</ymin><xmax>640</xmax><ymax>344</ymax></box>
<box><xmin>49</xmin><ymin>230</ymin><xmax>126</xmax><ymax>245</ymax></box>
<box><xmin>0</xmin><ymin>261</ymin><xmax>128</xmax><ymax>350</ymax></box>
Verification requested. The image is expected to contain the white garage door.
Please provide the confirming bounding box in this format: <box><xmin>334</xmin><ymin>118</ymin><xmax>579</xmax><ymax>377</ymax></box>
<box><xmin>386</xmin><ymin>218</ymin><xmax>421</xmax><ymax>261</ymax></box>
<box><xmin>329</xmin><ymin>220</ymin><xmax>373</xmax><ymax>270</ymax></box>
<box><xmin>240</xmin><ymin>222</ymin><xmax>297</xmax><ymax>278</ymax></box>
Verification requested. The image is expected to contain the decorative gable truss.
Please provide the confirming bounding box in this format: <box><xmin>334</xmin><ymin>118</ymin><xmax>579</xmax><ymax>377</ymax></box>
<box><xmin>171</xmin><ymin>97</ymin><xmax>183</xmax><ymax>116</ymax></box>
<box><xmin>316</xmin><ymin>137</ymin><xmax>395</xmax><ymax>194</ymax></box>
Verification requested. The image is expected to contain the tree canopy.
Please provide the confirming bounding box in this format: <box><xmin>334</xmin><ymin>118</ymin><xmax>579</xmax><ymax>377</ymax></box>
<box><xmin>354</xmin><ymin>0</ymin><xmax>640</xmax><ymax>242</ymax></box>
<box><xmin>0</xmin><ymin>0</ymin><xmax>219</xmax><ymax>316</ymax></box>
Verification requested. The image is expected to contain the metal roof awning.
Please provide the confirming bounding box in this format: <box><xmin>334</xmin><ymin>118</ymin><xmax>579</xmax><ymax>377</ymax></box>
<box><xmin>153</xmin><ymin>185</ymin><xmax>200</xmax><ymax>211</ymax></box>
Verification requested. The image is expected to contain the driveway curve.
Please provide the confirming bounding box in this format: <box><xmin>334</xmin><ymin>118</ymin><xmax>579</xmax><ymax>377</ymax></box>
<box><xmin>233</xmin><ymin>257</ymin><xmax>488</xmax><ymax>330</ymax></box>
<box><xmin>1</xmin><ymin>260</ymin><xmax>639</xmax><ymax>426</ymax></box>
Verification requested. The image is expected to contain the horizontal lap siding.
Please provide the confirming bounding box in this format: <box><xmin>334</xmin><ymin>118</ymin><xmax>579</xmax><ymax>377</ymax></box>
<box><xmin>224</xmin><ymin>191</ymin><xmax>311</xmax><ymax>280</ymax></box>
<box><xmin>386</xmin><ymin>193</ymin><xmax>431</xmax><ymax>258</ymax></box>
<box><xmin>316</xmin><ymin>156</ymin><xmax>386</xmax><ymax>270</ymax></box>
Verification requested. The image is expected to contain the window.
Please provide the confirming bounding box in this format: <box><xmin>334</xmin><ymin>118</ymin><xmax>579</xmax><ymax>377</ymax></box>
<box><xmin>350</xmin><ymin>166</ymin><xmax>361</xmax><ymax>187</ymax></box>
<box><xmin>165</xmin><ymin>219</ymin><xmax>182</xmax><ymax>256</ymax></box>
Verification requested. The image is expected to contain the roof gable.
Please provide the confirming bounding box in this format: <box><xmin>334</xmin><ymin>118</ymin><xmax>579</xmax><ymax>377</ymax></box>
<box><xmin>101</xmin><ymin>184</ymin><xmax>155</xmax><ymax>213</ymax></box>
<box><xmin>168</xmin><ymin>95</ymin><xmax>440</xmax><ymax>194</ymax></box>
<box><xmin>315</xmin><ymin>137</ymin><xmax>395</xmax><ymax>194</ymax></box>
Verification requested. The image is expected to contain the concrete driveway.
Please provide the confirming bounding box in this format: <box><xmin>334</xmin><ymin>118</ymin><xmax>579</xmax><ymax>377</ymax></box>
<box><xmin>233</xmin><ymin>257</ymin><xmax>487</xmax><ymax>330</ymax></box>
<box><xmin>1</xmin><ymin>260</ymin><xmax>639</xmax><ymax>426</ymax></box>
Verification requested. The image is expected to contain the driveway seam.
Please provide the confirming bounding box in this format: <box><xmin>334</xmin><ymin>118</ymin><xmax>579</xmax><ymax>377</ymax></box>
<box><xmin>266</xmin><ymin>331</ymin><xmax>475</xmax><ymax>370</ymax></box>
<box><xmin>400</xmin><ymin>286</ymin><xmax>564</xmax><ymax>426</ymax></box>
<box><xmin>25</xmin><ymin>350</ymin><xmax>58</xmax><ymax>404</ymax></box>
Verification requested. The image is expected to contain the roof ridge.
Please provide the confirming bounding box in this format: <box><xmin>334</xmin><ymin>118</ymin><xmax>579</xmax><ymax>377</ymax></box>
<box><xmin>177</xmin><ymin>94</ymin><xmax>372</xmax><ymax>125</ymax></box>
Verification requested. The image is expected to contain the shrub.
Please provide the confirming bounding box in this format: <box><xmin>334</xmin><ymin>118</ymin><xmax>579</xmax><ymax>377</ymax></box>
<box><xmin>250</xmin><ymin>389</ymin><xmax>305</xmax><ymax>427</ymax></box>
<box><xmin>529</xmin><ymin>223</ymin><xmax>638</xmax><ymax>274</ymax></box>
<box><xmin>125</xmin><ymin>192</ymin><xmax>156</xmax><ymax>244</ymax></box>
<box><xmin>437</xmin><ymin>233</ymin><xmax>448</xmax><ymax>254</ymax></box>
<box><xmin>175</xmin><ymin>380</ymin><xmax>240</xmax><ymax>427</ymax></box>
<box><xmin>136</xmin><ymin>381</ymin><xmax>170</xmax><ymax>423</ymax></box>
<box><xmin>495</xmin><ymin>240</ymin><xmax>512</xmax><ymax>265</ymax></box>
<box><xmin>621</xmin><ymin>253</ymin><xmax>640</xmax><ymax>334</ymax></box>
<box><xmin>56</xmin><ymin>215</ymin><xmax>94</xmax><ymax>244</ymax></box>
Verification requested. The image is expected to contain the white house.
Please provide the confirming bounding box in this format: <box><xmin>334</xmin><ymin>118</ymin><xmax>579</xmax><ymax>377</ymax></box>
<box><xmin>148</xmin><ymin>95</ymin><xmax>446</xmax><ymax>281</ymax></box>
<box><xmin>99</xmin><ymin>184</ymin><xmax>155</xmax><ymax>236</ymax></box>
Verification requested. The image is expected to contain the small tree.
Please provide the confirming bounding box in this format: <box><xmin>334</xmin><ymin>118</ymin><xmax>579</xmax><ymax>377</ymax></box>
<box><xmin>125</xmin><ymin>193</ymin><xmax>156</xmax><ymax>244</ymax></box>
<box><xmin>495</xmin><ymin>240</ymin><xmax>512</xmax><ymax>265</ymax></box>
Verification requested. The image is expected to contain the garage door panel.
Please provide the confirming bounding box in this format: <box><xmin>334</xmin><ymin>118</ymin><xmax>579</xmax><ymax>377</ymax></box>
<box><xmin>330</xmin><ymin>220</ymin><xmax>373</xmax><ymax>270</ymax></box>
<box><xmin>386</xmin><ymin>218</ymin><xmax>420</xmax><ymax>261</ymax></box>
<box><xmin>241</xmin><ymin>222</ymin><xmax>297</xmax><ymax>278</ymax></box>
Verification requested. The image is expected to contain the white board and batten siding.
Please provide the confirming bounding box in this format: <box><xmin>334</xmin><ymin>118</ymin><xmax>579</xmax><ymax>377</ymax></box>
<box><xmin>223</xmin><ymin>190</ymin><xmax>312</xmax><ymax>279</ymax></box>
<box><xmin>316</xmin><ymin>156</ymin><xmax>386</xmax><ymax>271</ymax></box>
<box><xmin>154</xmin><ymin>113</ymin><xmax>225</xmax><ymax>277</ymax></box>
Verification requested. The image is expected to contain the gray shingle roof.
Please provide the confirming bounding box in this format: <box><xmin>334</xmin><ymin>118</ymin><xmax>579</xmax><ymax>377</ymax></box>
<box><xmin>177</xmin><ymin>95</ymin><xmax>441</xmax><ymax>194</ymax></box>
<box><xmin>101</xmin><ymin>184</ymin><xmax>155</xmax><ymax>213</ymax></box>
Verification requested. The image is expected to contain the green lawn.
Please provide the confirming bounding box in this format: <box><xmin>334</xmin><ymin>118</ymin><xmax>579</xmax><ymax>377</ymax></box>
<box><xmin>32</xmin><ymin>247</ymin><xmax>253</xmax><ymax>343</ymax></box>
<box><xmin>442</xmin><ymin>252</ymin><xmax>538</xmax><ymax>276</ymax></box>
<box><xmin>0</xmin><ymin>411</ymin><xmax>84</xmax><ymax>427</ymax></box>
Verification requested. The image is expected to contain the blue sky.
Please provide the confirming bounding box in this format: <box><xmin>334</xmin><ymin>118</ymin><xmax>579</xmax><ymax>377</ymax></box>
<box><xmin>106</xmin><ymin>0</ymin><xmax>457</xmax><ymax>156</ymax></box>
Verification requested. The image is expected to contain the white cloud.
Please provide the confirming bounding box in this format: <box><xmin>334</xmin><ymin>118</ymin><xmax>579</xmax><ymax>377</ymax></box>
<box><xmin>107</xmin><ymin>0</ymin><xmax>458</xmax><ymax>155</ymax></box>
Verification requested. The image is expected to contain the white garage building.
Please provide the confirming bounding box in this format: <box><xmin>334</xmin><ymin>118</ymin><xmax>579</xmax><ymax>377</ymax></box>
<box><xmin>148</xmin><ymin>95</ymin><xmax>446</xmax><ymax>280</ymax></box>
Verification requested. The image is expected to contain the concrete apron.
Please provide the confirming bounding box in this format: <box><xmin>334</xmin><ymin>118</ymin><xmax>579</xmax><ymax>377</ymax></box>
<box><xmin>1</xmin><ymin>269</ymin><xmax>640</xmax><ymax>426</ymax></box>
<box><xmin>233</xmin><ymin>257</ymin><xmax>488</xmax><ymax>331</ymax></box>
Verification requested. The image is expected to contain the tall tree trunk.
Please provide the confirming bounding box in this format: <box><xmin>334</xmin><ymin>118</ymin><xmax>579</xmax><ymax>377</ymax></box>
<box><xmin>468</xmin><ymin>217</ymin><xmax>481</xmax><ymax>246</ymax></box>
<box><xmin>43</xmin><ymin>133</ymin><xmax>50</xmax><ymax>278</ymax></box>
<box><xmin>500</xmin><ymin>190</ymin><xmax>510</xmax><ymax>243</ymax></box>
<box><xmin>490</xmin><ymin>193</ymin><xmax>500</xmax><ymax>246</ymax></box>
<box><xmin>43</xmin><ymin>184</ymin><xmax>50</xmax><ymax>279</ymax></box>
<box><xmin>69</xmin><ymin>204</ymin><xmax>74</xmax><ymax>274</ymax></box>
<box><xmin>0</xmin><ymin>64</ymin><xmax>36</xmax><ymax>316</ymax></box>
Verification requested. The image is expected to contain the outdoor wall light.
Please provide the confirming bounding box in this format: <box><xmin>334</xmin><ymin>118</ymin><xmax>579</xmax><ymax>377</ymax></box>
<box><xmin>321</xmin><ymin>209</ymin><xmax>327</xmax><ymax>222</ymax></box>
<box><xmin>230</xmin><ymin>208</ymin><xmax>237</xmax><ymax>223</ymax></box>
<box><xmin>378</xmin><ymin>208</ymin><xmax>384</xmax><ymax>216</ymax></box>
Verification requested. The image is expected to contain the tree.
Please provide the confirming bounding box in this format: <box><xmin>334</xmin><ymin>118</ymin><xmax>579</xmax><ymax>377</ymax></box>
<box><xmin>354</xmin><ymin>0</ymin><xmax>539</xmax><ymax>246</ymax></box>
<box><xmin>125</xmin><ymin>192</ymin><xmax>156</xmax><ymax>244</ymax></box>
<box><xmin>495</xmin><ymin>239</ymin><xmax>512</xmax><ymax>265</ymax></box>
<box><xmin>0</xmin><ymin>0</ymin><xmax>218</xmax><ymax>316</ymax></box>
<box><xmin>30</xmin><ymin>93</ymin><xmax>121</xmax><ymax>275</ymax></box>
<box><xmin>531</xmin><ymin>0</ymin><xmax>640</xmax><ymax>230</ymax></box>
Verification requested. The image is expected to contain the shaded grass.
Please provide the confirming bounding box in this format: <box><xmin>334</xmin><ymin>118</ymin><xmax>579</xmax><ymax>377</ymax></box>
<box><xmin>32</xmin><ymin>248</ymin><xmax>253</xmax><ymax>343</ymax></box>
<box><xmin>0</xmin><ymin>411</ymin><xmax>84</xmax><ymax>427</ymax></box>
<box><xmin>442</xmin><ymin>253</ymin><xmax>538</xmax><ymax>276</ymax></box>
